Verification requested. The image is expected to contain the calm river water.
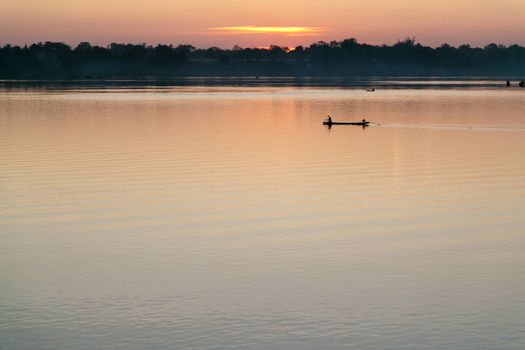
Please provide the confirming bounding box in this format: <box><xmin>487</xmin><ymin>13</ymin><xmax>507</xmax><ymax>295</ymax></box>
<box><xmin>1</xmin><ymin>82</ymin><xmax>525</xmax><ymax>349</ymax></box>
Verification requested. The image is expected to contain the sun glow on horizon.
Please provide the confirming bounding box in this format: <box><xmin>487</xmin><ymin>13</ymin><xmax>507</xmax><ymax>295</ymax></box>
<box><xmin>211</xmin><ymin>26</ymin><xmax>326</xmax><ymax>36</ymax></box>
<box><xmin>1</xmin><ymin>1</ymin><xmax>525</xmax><ymax>47</ymax></box>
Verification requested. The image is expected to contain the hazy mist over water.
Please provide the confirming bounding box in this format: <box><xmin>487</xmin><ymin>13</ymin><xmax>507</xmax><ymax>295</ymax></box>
<box><xmin>1</xmin><ymin>83</ymin><xmax>525</xmax><ymax>349</ymax></box>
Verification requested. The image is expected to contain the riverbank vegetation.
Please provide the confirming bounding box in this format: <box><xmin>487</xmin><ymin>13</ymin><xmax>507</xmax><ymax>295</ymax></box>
<box><xmin>1</xmin><ymin>38</ymin><xmax>524</xmax><ymax>78</ymax></box>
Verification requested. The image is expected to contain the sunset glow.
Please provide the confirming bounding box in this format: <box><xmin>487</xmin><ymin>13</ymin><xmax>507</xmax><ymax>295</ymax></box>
<box><xmin>1</xmin><ymin>0</ymin><xmax>524</xmax><ymax>47</ymax></box>
<box><xmin>211</xmin><ymin>26</ymin><xmax>326</xmax><ymax>36</ymax></box>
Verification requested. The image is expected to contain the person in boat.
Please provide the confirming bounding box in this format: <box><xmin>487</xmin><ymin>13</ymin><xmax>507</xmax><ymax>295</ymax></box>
<box><xmin>362</xmin><ymin>119</ymin><xmax>367</xmax><ymax>124</ymax></box>
<box><xmin>506</xmin><ymin>80</ymin><xmax>511</xmax><ymax>87</ymax></box>
<box><xmin>325</xmin><ymin>115</ymin><xmax>332</xmax><ymax>124</ymax></box>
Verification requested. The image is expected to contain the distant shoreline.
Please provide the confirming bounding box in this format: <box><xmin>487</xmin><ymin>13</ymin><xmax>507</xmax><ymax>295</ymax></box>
<box><xmin>2</xmin><ymin>39</ymin><xmax>524</xmax><ymax>79</ymax></box>
<box><xmin>1</xmin><ymin>76</ymin><xmax>524</xmax><ymax>90</ymax></box>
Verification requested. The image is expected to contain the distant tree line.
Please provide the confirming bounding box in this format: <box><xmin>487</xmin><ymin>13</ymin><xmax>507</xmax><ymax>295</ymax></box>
<box><xmin>1</xmin><ymin>38</ymin><xmax>524</xmax><ymax>78</ymax></box>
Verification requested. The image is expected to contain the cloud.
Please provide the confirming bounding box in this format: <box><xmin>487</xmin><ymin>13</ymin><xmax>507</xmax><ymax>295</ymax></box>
<box><xmin>210</xmin><ymin>26</ymin><xmax>327</xmax><ymax>36</ymax></box>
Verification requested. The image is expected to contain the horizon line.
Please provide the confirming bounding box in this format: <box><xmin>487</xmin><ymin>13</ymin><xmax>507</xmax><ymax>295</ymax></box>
<box><xmin>1</xmin><ymin>38</ymin><xmax>524</xmax><ymax>51</ymax></box>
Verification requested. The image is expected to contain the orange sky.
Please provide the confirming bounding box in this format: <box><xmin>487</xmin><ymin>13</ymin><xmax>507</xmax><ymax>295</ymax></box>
<box><xmin>1</xmin><ymin>0</ymin><xmax>524</xmax><ymax>48</ymax></box>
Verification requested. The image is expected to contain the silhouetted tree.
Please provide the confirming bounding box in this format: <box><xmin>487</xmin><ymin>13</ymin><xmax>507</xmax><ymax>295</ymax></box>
<box><xmin>1</xmin><ymin>38</ymin><xmax>524</xmax><ymax>78</ymax></box>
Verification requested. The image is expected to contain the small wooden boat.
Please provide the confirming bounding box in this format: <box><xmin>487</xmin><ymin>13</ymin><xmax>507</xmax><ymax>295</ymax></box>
<box><xmin>323</xmin><ymin>121</ymin><xmax>370</xmax><ymax>126</ymax></box>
